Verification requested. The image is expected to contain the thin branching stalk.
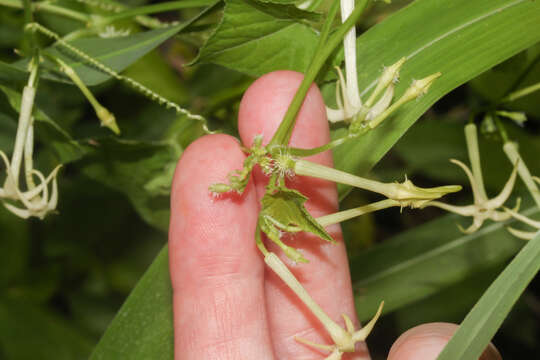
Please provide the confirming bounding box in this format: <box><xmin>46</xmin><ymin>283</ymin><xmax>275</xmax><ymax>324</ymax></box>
<box><xmin>503</xmin><ymin>141</ymin><xmax>540</xmax><ymax>208</ymax></box>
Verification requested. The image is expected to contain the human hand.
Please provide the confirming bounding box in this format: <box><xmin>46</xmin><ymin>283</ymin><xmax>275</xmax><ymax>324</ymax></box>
<box><xmin>168</xmin><ymin>71</ymin><xmax>501</xmax><ymax>360</ymax></box>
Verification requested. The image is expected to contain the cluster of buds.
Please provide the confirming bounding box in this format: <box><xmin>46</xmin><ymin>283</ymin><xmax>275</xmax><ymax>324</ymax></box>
<box><xmin>209</xmin><ymin>135</ymin><xmax>269</xmax><ymax>195</ymax></box>
<box><xmin>326</xmin><ymin>0</ymin><xmax>440</xmax><ymax>138</ymax></box>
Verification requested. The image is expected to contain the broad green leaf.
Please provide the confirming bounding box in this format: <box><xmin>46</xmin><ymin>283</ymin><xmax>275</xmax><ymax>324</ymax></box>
<box><xmin>79</xmin><ymin>137</ymin><xmax>178</xmax><ymax>231</ymax></box>
<box><xmin>350</xmin><ymin>205</ymin><xmax>538</xmax><ymax>321</ymax></box>
<box><xmin>195</xmin><ymin>0</ymin><xmax>319</xmax><ymax>76</ymax></box>
<box><xmin>331</xmin><ymin>0</ymin><xmax>540</xmax><ymax>197</ymax></box>
<box><xmin>17</xmin><ymin>5</ymin><xmax>216</xmax><ymax>86</ymax></box>
<box><xmin>90</xmin><ymin>246</ymin><xmax>173</xmax><ymax>360</ymax></box>
<box><xmin>0</xmin><ymin>299</ymin><xmax>93</xmax><ymax>360</ymax></box>
<box><xmin>436</xmin><ymin>231</ymin><xmax>540</xmax><ymax>360</ymax></box>
<box><xmin>122</xmin><ymin>50</ymin><xmax>189</xmax><ymax>105</ymax></box>
<box><xmin>260</xmin><ymin>187</ymin><xmax>334</xmax><ymax>243</ymax></box>
<box><xmin>41</xmin><ymin>24</ymin><xmax>187</xmax><ymax>86</ymax></box>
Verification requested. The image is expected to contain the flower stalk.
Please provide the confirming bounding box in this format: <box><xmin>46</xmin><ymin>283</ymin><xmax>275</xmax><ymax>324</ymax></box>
<box><xmin>264</xmin><ymin>251</ymin><xmax>384</xmax><ymax>359</ymax></box>
<box><xmin>0</xmin><ymin>57</ymin><xmax>61</xmax><ymax>219</ymax></box>
<box><xmin>54</xmin><ymin>57</ymin><xmax>120</xmax><ymax>134</ymax></box>
<box><xmin>293</xmin><ymin>158</ymin><xmax>461</xmax><ymax>207</ymax></box>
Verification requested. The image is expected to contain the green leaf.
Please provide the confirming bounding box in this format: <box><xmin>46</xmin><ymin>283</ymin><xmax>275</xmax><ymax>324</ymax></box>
<box><xmin>331</xmin><ymin>0</ymin><xmax>540</xmax><ymax>197</ymax></box>
<box><xmin>350</xmin><ymin>205</ymin><xmax>538</xmax><ymax>321</ymax></box>
<box><xmin>393</xmin><ymin>264</ymin><xmax>506</xmax><ymax>332</ymax></box>
<box><xmin>90</xmin><ymin>246</ymin><xmax>173</xmax><ymax>360</ymax></box>
<box><xmin>0</xmin><ymin>299</ymin><xmax>93</xmax><ymax>360</ymax></box>
<box><xmin>436</xmin><ymin>230</ymin><xmax>540</xmax><ymax>360</ymax></box>
<box><xmin>17</xmin><ymin>4</ymin><xmax>216</xmax><ymax>86</ymax></box>
<box><xmin>260</xmin><ymin>187</ymin><xmax>334</xmax><ymax>243</ymax></box>
<box><xmin>257</xmin><ymin>0</ymin><xmax>301</xmax><ymax>4</ymax></box>
<box><xmin>0</xmin><ymin>206</ymin><xmax>29</xmax><ymax>287</ymax></box>
<box><xmin>41</xmin><ymin>24</ymin><xmax>187</xmax><ymax>86</ymax></box>
<box><xmin>0</xmin><ymin>112</ymin><xmax>17</xmax><ymax>153</ymax></box>
<box><xmin>470</xmin><ymin>44</ymin><xmax>540</xmax><ymax>117</ymax></box>
<box><xmin>122</xmin><ymin>50</ymin><xmax>189</xmax><ymax>105</ymax></box>
<box><xmin>196</xmin><ymin>0</ymin><xmax>319</xmax><ymax>76</ymax></box>
<box><xmin>79</xmin><ymin>137</ymin><xmax>178</xmax><ymax>231</ymax></box>
<box><xmin>0</xmin><ymin>60</ymin><xmax>27</xmax><ymax>88</ymax></box>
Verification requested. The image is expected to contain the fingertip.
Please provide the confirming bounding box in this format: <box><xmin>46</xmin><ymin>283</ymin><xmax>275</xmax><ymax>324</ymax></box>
<box><xmin>238</xmin><ymin>70</ymin><xmax>328</xmax><ymax>150</ymax></box>
<box><xmin>388</xmin><ymin>322</ymin><xmax>502</xmax><ymax>360</ymax></box>
<box><xmin>169</xmin><ymin>133</ymin><xmax>258</xmax><ymax>281</ymax></box>
<box><xmin>170</xmin><ymin>134</ymin><xmax>243</xmax><ymax>212</ymax></box>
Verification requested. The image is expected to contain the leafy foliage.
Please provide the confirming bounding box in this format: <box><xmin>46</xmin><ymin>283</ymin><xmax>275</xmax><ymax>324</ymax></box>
<box><xmin>195</xmin><ymin>0</ymin><xmax>319</xmax><ymax>76</ymax></box>
<box><xmin>0</xmin><ymin>0</ymin><xmax>539</xmax><ymax>359</ymax></box>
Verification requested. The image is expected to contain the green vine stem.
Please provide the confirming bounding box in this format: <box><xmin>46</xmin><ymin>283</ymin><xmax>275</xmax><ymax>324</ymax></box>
<box><xmin>26</xmin><ymin>22</ymin><xmax>213</xmax><ymax>133</ymax></box>
<box><xmin>269</xmin><ymin>0</ymin><xmax>369</xmax><ymax>147</ymax></box>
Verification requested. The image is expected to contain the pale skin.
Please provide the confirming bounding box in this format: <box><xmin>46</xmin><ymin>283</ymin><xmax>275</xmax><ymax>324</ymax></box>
<box><xmin>169</xmin><ymin>71</ymin><xmax>502</xmax><ymax>360</ymax></box>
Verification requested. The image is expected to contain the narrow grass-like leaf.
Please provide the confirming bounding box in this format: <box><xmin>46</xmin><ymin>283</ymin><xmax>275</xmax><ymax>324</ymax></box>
<box><xmin>351</xmin><ymin>205</ymin><xmax>538</xmax><ymax>321</ymax></box>
<box><xmin>89</xmin><ymin>246</ymin><xmax>172</xmax><ymax>360</ymax></box>
<box><xmin>436</xmin><ymin>231</ymin><xmax>540</xmax><ymax>360</ymax></box>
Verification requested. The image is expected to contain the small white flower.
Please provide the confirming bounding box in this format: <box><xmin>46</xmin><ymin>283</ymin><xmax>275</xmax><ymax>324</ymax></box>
<box><xmin>1</xmin><ymin>151</ymin><xmax>61</xmax><ymax>219</ymax></box>
<box><xmin>426</xmin><ymin>124</ymin><xmax>519</xmax><ymax>233</ymax></box>
<box><xmin>504</xmin><ymin>207</ymin><xmax>540</xmax><ymax>240</ymax></box>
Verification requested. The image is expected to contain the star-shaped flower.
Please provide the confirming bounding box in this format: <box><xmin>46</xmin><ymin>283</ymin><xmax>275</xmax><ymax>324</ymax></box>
<box><xmin>425</xmin><ymin>124</ymin><xmax>519</xmax><ymax>233</ymax></box>
<box><xmin>1</xmin><ymin>151</ymin><xmax>61</xmax><ymax>219</ymax></box>
<box><xmin>264</xmin><ymin>252</ymin><xmax>384</xmax><ymax>360</ymax></box>
<box><xmin>504</xmin><ymin>206</ymin><xmax>540</xmax><ymax>240</ymax></box>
